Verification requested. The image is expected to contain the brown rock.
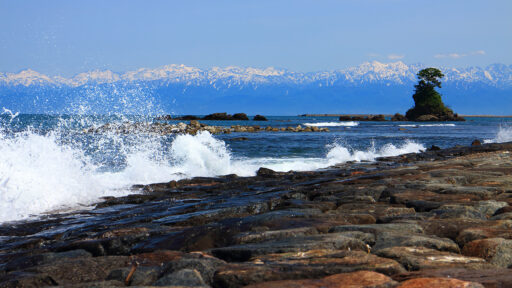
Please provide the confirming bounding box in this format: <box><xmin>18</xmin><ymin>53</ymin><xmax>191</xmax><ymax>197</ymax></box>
<box><xmin>393</xmin><ymin>268</ymin><xmax>512</xmax><ymax>288</ymax></box>
<box><xmin>462</xmin><ymin>238</ymin><xmax>512</xmax><ymax>267</ymax></box>
<box><xmin>397</xmin><ymin>277</ymin><xmax>484</xmax><ymax>288</ymax></box>
<box><xmin>244</xmin><ymin>271</ymin><xmax>397</xmax><ymax>288</ymax></box>
<box><xmin>213</xmin><ymin>247</ymin><xmax>404</xmax><ymax>286</ymax></box>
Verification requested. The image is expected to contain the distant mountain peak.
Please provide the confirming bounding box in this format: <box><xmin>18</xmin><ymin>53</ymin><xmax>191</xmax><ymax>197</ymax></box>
<box><xmin>1</xmin><ymin>62</ymin><xmax>511</xmax><ymax>88</ymax></box>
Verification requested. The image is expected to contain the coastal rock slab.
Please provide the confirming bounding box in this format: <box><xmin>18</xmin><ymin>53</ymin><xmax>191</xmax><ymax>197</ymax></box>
<box><xmin>376</xmin><ymin>246</ymin><xmax>487</xmax><ymax>271</ymax></box>
<box><xmin>244</xmin><ymin>271</ymin><xmax>398</xmax><ymax>288</ymax></box>
<box><xmin>397</xmin><ymin>277</ymin><xmax>484</xmax><ymax>288</ymax></box>
<box><xmin>393</xmin><ymin>268</ymin><xmax>512</xmax><ymax>288</ymax></box>
<box><xmin>213</xmin><ymin>250</ymin><xmax>405</xmax><ymax>287</ymax></box>
<box><xmin>210</xmin><ymin>233</ymin><xmax>367</xmax><ymax>262</ymax></box>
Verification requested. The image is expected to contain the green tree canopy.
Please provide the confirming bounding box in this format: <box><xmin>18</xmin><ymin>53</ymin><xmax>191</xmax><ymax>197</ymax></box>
<box><xmin>416</xmin><ymin>68</ymin><xmax>444</xmax><ymax>88</ymax></box>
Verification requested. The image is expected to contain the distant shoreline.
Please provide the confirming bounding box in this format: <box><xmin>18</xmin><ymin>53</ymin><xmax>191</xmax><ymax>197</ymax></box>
<box><xmin>300</xmin><ymin>114</ymin><xmax>512</xmax><ymax>118</ymax></box>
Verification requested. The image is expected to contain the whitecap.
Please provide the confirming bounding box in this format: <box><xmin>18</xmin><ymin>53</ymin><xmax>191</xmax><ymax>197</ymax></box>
<box><xmin>304</xmin><ymin>121</ymin><xmax>359</xmax><ymax>127</ymax></box>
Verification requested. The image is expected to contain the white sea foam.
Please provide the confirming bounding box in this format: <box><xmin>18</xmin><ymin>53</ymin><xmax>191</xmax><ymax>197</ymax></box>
<box><xmin>398</xmin><ymin>124</ymin><xmax>456</xmax><ymax>127</ymax></box>
<box><xmin>0</xmin><ymin>129</ymin><xmax>424</xmax><ymax>223</ymax></box>
<box><xmin>304</xmin><ymin>122</ymin><xmax>359</xmax><ymax>127</ymax></box>
<box><xmin>234</xmin><ymin>140</ymin><xmax>424</xmax><ymax>173</ymax></box>
<box><xmin>484</xmin><ymin>126</ymin><xmax>512</xmax><ymax>144</ymax></box>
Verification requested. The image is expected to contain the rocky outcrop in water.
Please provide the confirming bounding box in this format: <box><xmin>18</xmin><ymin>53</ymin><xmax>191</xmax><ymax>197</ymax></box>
<box><xmin>253</xmin><ymin>115</ymin><xmax>267</xmax><ymax>121</ymax></box>
<box><xmin>85</xmin><ymin>121</ymin><xmax>329</xmax><ymax>135</ymax></box>
<box><xmin>1</xmin><ymin>142</ymin><xmax>512</xmax><ymax>287</ymax></box>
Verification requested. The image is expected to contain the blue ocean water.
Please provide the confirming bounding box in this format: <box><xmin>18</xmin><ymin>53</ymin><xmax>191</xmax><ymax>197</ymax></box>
<box><xmin>1</xmin><ymin>113</ymin><xmax>511</xmax><ymax>222</ymax></box>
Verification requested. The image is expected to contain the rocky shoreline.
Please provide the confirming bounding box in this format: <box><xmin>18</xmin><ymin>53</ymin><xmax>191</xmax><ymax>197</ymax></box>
<box><xmin>85</xmin><ymin>120</ymin><xmax>329</xmax><ymax>135</ymax></box>
<box><xmin>2</xmin><ymin>142</ymin><xmax>512</xmax><ymax>287</ymax></box>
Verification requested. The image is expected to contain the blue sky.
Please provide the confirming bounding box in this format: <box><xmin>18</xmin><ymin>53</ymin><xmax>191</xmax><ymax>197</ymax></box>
<box><xmin>1</xmin><ymin>0</ymin><xmax>510</xmax><ymax>76</ymax></box>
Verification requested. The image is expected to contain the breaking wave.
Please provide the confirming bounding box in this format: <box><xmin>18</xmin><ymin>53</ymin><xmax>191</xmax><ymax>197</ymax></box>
<box><xmin>0</xmin><ymin>126</ymin><xmax>425</xmax><ymax>223</ymax></box>
<box><xmin>484</xmin><ymin>126</ymin><xmax>512</xmax><ymax>144</ymax></box>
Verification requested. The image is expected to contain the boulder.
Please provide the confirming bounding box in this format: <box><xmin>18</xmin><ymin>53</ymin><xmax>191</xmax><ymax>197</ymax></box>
<box><xmin>462</xmin><ymin>237</ymin><xmax>512</xmax><ymax>267</ymax></box>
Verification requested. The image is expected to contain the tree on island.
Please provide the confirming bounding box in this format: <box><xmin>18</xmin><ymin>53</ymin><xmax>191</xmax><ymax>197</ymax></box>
<box><xmin>405</xmin><ymin>68</ymin><xmax>464</xmax><ymax>121</ymax></box>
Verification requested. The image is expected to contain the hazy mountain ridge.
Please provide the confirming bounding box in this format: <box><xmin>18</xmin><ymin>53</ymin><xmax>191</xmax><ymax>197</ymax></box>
<box><xmin>1</xmin><ymin>61</ymin><xmax>511</xmax><ymax>115</ymax></box>
<box><xmin>1</xmin><ymin>61</ymin><xmax>511</xmax><ymax>88</ymax></box>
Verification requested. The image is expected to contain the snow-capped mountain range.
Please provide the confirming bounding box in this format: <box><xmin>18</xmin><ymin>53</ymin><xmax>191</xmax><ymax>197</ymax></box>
<box><xmin>1</xmin><ymin>61</ymin><xmax>511</xmax><ymax>115</ymax></box>
<box><xmin>1</xmin><ymin>61</ymin><xmax>511</xmax><ymax>88</ymax></box>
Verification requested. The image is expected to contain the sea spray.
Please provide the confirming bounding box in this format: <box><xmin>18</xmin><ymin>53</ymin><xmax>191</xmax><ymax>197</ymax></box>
<box><xmin>0</xmin><ymin>123</ymin><xmax>426</xmax><ymax>222</ymax></box>
<box><xmin>484</xmin><ymin>126</ymin><xmax>512</xmax><ymax>144</ymax></box>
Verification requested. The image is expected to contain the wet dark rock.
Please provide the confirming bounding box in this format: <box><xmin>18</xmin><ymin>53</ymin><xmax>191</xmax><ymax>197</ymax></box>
<box><xmin>0</xmin><ymin>272</ymin><xmax>58</xmax><ymax>287</ymax></box>
<box><xmin>256</xmin><ymin>167</ymin><xmax>280</xmax><ymax>178</ymax></box>
<box><xmin>19</xmin><ymin>256</ymin><xmax>130</xmax><ymax>285</ymax></box>
<box><xmin>5</xmin><ymin>249</ymin><xmax>92</xmax><ymax>272</ymax></box>
<box><xmin>427</xmin><ymin>145</ymin><xmax>441</xmax><ymax>151</ymax></box>
<box><xmin>472</xmin><ymin>139</ymin><xmax>482</xmax><ymax>146</ymax></box>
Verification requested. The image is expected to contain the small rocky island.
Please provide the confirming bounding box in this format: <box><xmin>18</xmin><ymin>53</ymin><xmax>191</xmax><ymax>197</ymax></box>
<box><xmin>404</xmin><ymin>68</ymin><xmax>465</xmax><ymax>122</ymax></box>
<box><xmin>336</xmin><ymin>68</ymin><xmax>466</xmax><ymax>123</ymax></box>
<box><xmin>1</xmin><ymin>141</ymin><xmax>512</xmax><ymax>287</ymax></box>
